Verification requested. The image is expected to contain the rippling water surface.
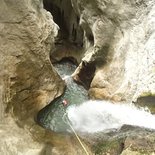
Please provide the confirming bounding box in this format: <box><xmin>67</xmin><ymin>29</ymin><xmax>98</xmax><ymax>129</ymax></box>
<box><xmin>37</xmin><ymin>61</ymin><xmax>88</xmax><ymax>132</ymax></box>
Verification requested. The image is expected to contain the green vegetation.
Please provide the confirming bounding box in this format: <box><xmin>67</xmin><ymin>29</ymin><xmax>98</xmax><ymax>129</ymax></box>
<box><xmin>93</xmin><ymin>138</ymin><xmax>125</xmax><ymax>155</ymax></box>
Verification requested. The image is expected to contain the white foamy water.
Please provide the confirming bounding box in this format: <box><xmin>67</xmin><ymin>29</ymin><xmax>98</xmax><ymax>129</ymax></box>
<box><xmin>67</xmin><ymin>100</ymin><xmax>155</xmax><ymax>133</ymax></box>
<box><xmin>62</xmin><ymin>75</ymin><xmax>71</xmax><ymax>80</ymax></box>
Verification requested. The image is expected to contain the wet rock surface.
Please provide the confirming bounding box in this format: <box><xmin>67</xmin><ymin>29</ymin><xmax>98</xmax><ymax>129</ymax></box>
<box><xmin>0</xmin><ymin>0</ymin><xmax>65</xmax><ymax>123</ymax></box>
<box><xmin>0</xmin><ymin>0</ymin><xmax>65</xmax><ymax>154</ymax></box>
<box><xmin>1</xmin><ymin>0</ymin><xmax>155</xmax><ymax>154</ymax></box>
<box><xmin>71</xmin><ymin>0</ymin><xmax>155</xmax><ymax>102</ymax></box>
<box><xmin>82</xmin><ymin>125</ymin><xmax>155</xmax><ymax>155</ymax></box>
<box><xmin>135</xmin><ymin>96</ymin><xmax>155</xmax><ymax>114</ymax></box>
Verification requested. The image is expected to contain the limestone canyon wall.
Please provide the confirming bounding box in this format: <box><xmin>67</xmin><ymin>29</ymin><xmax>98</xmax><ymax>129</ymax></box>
<box><xmin>0</xmin><ymin>0</ymin><xmax>65</xmax><ymax>124</ymax></box>
<box><xmin>72</xmin><ymin>0</ymin><xmax>155</xmax><ymax>102</ymax></box>
<box><xmin>0</xmin><ymin>0</ymin><xmax>65</xmax><ymax>154</ymax></box>
<box><xmin>1</xmin><ymin>0</ymin><xmax>155</xmax><ymax>154</ymax></box>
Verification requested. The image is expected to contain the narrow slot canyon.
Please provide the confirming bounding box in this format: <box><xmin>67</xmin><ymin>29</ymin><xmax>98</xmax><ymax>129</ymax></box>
<box><xmin>1</xmin><ymin>0</ymin><xmax>155</xmax><ymax>155</ymax></box>
<box><xmin>43</xmin><ymin>0</ymin><xmax>84</xmax><ymax>63</ymax></box>
<box><xmin>37</xmin><ymin>0</ymin><xmax>88</xmax><ymax>132</ymax></box>
<box><xmin>43</xmin><ymin>0</ymin><xmax>97</xmax><ymax>89</ymax></box>
<box><xmin>43</xmin><ymin>0</ymin><xmax>83</xmax><ymax>44</ymax></box>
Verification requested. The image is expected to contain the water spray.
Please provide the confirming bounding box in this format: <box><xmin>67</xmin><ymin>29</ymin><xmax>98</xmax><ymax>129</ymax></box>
<box><xmin>62</xmin><ymin>100</ymin><xmax>89</xmax><ymax>155</ymax></box>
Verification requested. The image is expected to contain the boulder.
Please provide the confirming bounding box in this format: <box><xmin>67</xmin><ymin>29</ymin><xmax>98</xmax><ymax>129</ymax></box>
<box><xmin>84</xmin><ymin>125</ymin><xmax>155</xmax><ymax>155</ymax></box>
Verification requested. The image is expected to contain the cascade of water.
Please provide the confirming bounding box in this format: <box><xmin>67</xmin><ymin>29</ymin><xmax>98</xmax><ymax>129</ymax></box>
<box><xmin>67</xmin><ymin>100</ymin><xmax>155</xmax><ymax>133</ymax></box>
<box><xmin>39</xmin><ymin>61</ymin><xmax>155</xmax><ymax>133</ymax></box>
<box><xmin>38</xmin><ymin>61</ymin><xmax>88</xmax><ymax>132</ymax></box>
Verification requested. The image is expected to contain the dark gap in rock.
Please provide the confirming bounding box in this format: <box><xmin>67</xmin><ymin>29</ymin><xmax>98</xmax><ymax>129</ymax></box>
<box><xmin>85</xmin><ymin>31</ymin><xmax>94</xmax><ymax>45</ymax></box>
<box><xmin>119</xmin><ymin>142</ymin><xmax>125</xmax><ymax>154</ymax></box>
<box><xmin>43</xmin><ymin>0</ymin><xmax>84</xmax><ymax>47</ymax></box>
<box><xmin>43</xmin><ymin>0</ymin><xmax>68</xmax><ymax>39</ymax></box>
<box><xmin>87</xmin><ymin>34</ymin><xmax>94</xmax><ymax>44</ymax></box>
<box><xmin>74</xmin><ymin>61</ymin><xmax>96</xmax><ymax>89</ymax></box>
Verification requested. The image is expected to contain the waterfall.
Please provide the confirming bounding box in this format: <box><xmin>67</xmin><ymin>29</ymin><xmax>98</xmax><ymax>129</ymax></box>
<box><xmin>67</xmin><ymin>100</ymin><xmax>155</xmax><ymax>133</ymax></box>
<box><xmin>40</xmin><ymin>61</ymin><xmax>155</xmax><ymax>133</ymax></box>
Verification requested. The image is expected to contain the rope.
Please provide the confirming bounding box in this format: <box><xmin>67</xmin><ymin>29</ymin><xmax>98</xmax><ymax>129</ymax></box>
<box><xmin>63</xmin><ymin>112</ymin><xmax>89</xmax><ymax>155</ymax></box>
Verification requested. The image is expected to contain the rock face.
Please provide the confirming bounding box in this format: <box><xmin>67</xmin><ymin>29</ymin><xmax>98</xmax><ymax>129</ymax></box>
<box><xmin>0</xmin><ymin>0</ymin><xmax>65</xmax><ymax>124</ymax></box>
<box><xmin>44</xmin><ymin>0</ymin><xmax>84</xmax><ymax>44</ymax></box>
<box><xmin>0</xmin><ymin>0</ymin><xmax>66</xmax><ymax>154</ymax></box>
<box><xmin>71</xmin><ymin>0</ymin><xmax>155</xmax><ymax>102</ymax></box>
<box><xmin>88</xmin><ymin>125</ymin><xmax>155</xmax><ymax>155</ymax></box>
<box><xmin>1</xmin><ymin>0</ymin><xmax>155</xmax><ymax>154</ymax></box>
